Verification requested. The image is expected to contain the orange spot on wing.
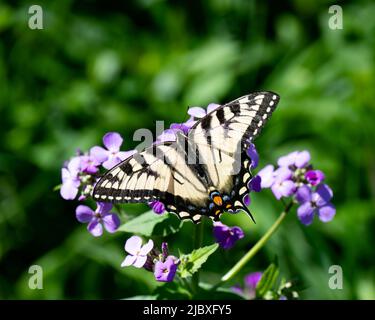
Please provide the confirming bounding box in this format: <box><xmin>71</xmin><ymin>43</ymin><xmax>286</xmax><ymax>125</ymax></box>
<box><xmin>213</xmin><ymin>195</ymin><xmax>223</xmax><ymax>206</ymax></box>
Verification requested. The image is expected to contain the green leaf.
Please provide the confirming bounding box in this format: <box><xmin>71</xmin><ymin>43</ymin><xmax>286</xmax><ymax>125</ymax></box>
<box><xmin>53</xmin><ymin>184</ymin><xmax>61</xmax><ymax>191</ymax></box>
<box><xmin>178</xmin><ymin>243</ymin><xmax>219</xmax><ymax>278</ymax></box>
<box><xmin>256</xmin><ymin>260</ymin><xmax>280</xmax><ymax>298</ymax></box>
<box><xmin>118</xmin><ymin>210</ymin><xmax>182</xmax><ymax>237</ymax></box>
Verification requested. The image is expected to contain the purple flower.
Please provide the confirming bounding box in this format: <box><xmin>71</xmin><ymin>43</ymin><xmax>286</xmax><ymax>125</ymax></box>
<box><xmin>156</xmin><ymin>128</ymin><xmax>180</xmax><ymax>143</ymax></box>
<box><xmin>232</xmin><ymin>271</ymin><xmax>262</xmax><ymax>300</ymax></box>
<box><xmin>213</xmin><ymin>222</ymin><xmax>244</xmax><ymax>249</ymax></box>
<box><xmin>149</xmin><ymin>201</ymin><xmax>165</xmax><ymax>214</ymax></box>
<box><xmin>305</xmin><ymin>170</ymin><xmax>325</xmax><ymax>186</ymax></box>
<box><xmin>296</xmin><ymin>184</ymin><xmax>336</xmax><ymax>225</ymax></box>
<box><xmin>60</xmin><ymin>157</ymin><xmax>81</xmax><ymax>200</ymax></box>
<box><xmin>246</xmin><ymin>143</ymin><xmax>259</xmax><ymax>169</ymax></box>
<box><xmin>278</xmin><ymin>150</ymin><xmax>310</xmax><ymax>169</ymax></box>
<box><xmin>121</xmin><ymin>236</ymin><xmax>154</xmax><ymax>268</ymax></box>
<box><xmin>170</xmin><ymin>123</ymin><xmax>191</xmax><ymax>135</ymax></box>
<box><xmin>257</xmin><ymin>165</ymin><xmax>275</xmax><ymax>188</ymax></box>
<box><xmin>248</xmin><ymin>175</ymin><xmax>262</xmax><ymax>192</ymax></box>
<box><xmin>243</xmin><ymin>175</ymin><xmax>262</xmax><ymax>206</ymax></box>
<box><xmin>187</xmin><ymin>103</ymin><xmax>220</xmax><ymax>120</ymax></box>
<box><xmin>76</xmin><ymin>202</ymin><xmax>120</xmax><ymax>237</ymax></box>
<box><xmin>154</xmin><ymin>256</ymin><xmax>180</xmax><ymax>282</ymax></box>
<box><xmin>91</xmin><ymin>132</ymin><xmax>136</xmax><ymax>169</ymax></box>
<box><xmin>270</xmin><ymin>167</ymin><xmax>296</xmax><ymax>200</ymax></box>
<box><xmin>80</xmin><ymin>154</ymin><xmax>100</xmax><ymax>174</ymax></box>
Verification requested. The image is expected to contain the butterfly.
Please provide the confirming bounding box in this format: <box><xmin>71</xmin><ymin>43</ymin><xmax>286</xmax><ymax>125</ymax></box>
<box><xmin>93</xmin><ymin>91</ymin><xmax>280</xmax><ymax>224</ymax></box>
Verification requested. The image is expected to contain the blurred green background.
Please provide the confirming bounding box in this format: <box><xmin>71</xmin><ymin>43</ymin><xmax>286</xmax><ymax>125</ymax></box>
<box><xmin>0</xmin><ymin>0</ymin><xmax>374</xmax><ymax>299</ymax></box>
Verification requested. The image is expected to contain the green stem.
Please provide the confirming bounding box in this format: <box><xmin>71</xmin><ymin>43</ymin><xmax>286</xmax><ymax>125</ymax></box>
<box><xmin>220</xmin><ymin>201</ymin><xmax>294</xmax><ymax>283</ymax></box>
<box><xmin>192</xmin><ymin>220</ymin><xmax>204</xmax><ymax>291</ymax></box>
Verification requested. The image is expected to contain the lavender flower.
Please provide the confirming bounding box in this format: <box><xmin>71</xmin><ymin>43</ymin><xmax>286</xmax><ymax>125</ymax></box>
<box><xmin>243</xmin><ymin>175</ymin><xmax>262</xmax><ymax>206</ymax></box>
<box><xmin>149</xmin><ymin>201</ymin><xmax>165</xmax><ymax>214</ymax></box>
<box><xmin>80</xmin><ymin>154</ymin><xmax>100</xmax><ymax>174</ymax></box>
<box><xmin>187</xmin><ymin>103</ymin><xmax>220</xmax><ymax>120</ymax></box>
<box><xmin>278</xmin><ymin>150</ymin><xmax>310</xmax><ymax>169</ymax></box>
<box><xmin>296</xmin><ymin>184</ymin><xmax>336</xmax><ymax>225</ymax></box>
<box><xmin>91</xmin><ymin>132</ymin><xmax>135</xmax><ymax>169</ymax></box>
<box><xmin>213</xmin><ymin>222</ymin><xmax>244</xmax><ymax>249</ymax></box>
<box><xmin>121</xmin><ymin>236</ymin><xmax>154</xmax><ymax>268</ymax></box>
<box><xmin>270</xmin><ymin>167</ymin><xmax>296</xmax><ymax>200</ymax></box>
<box><xmin>257</xmin><ymin>164</ymin><xmax>275</xmax><ymax>188</ymax></box>
<box><xmin>246</xmin><ymin>143</ymin><xmax>259</xmax><ymax>169</ymax></box>
<box><xmin>76</xmin><ymin>202</ymin><xmax>120</xmax><ymax>237</ymax></box>
<box><xmin>257</xmin><ymin>150</ymin><xmax>336</xmax><ymax>225</ymax></box>
<box><xmin>232</xmin><ymin>271</ymin><xmax>262</xmax><ymax>300</ymax></box>
<box><xmin>60</xmin><ymin>157</ymin><xmax>81</xmax><ymax>200</ymax></box>
<box><xmin>154</xmin><ymin>256</ymin><xmax>180</xmax><ymax>282</ymax></box>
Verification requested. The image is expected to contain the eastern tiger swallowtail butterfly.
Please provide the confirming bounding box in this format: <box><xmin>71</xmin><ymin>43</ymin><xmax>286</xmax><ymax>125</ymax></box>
<box><xmin>93</xmin><ymin>91</ymin><xmax>279</xmax><ymax>224</ymax></box>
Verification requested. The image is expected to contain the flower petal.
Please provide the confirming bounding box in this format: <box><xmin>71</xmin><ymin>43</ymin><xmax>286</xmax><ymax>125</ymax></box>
<box><xmin>124</xmin><ymin>236</ymin><xmax>143</xmax><ymax>255</ymax></box>
<box><xmin>277</xmin><ymin>151</ymin><xmax>298</xmax><ymax>167</ymax></box>
<box><xmin>257</xmin><ymin>165</ymin><xmax>275</xmax><ymax>188</ymax></box>
<box><xmin>274</xmin><ymin>166</ymin><xmax>292</xmax><ymax>182</ymax></box>
<box><xmin>97</xmin><ymin>202</ymin><xmax>113</xmax><ymax>214</ymax></box>
<box><xmin>90</xmin><ymin>146</ymin><xmax>109</xmax><ymax>163</ymax></box>
<box><xmin>297</xmin><ymin>202</ymin><xmax>315</xmax><ymax>225</ymax></box>
<box><xmin>133</xmin><ymin>255</ymin><xmax>147</xmax><ymax>268</ymax></box>
<box><xmin>76</xmin><ymin>205</ymin><xmax>94</xmax><ymax>223</ymax></box>
<box><xmin>88</xmin><ymin>220</ymin><xmax>103</xmax><ymax>237</ymax></box>
<box><xmin>102</xmin><ymin>155</ymin><xmax>122</xmax><ymax>169</ymax></box>
<box><xmin>305</xmin><ymin>170</ymin><xmax>325</xmax><ymax>186</ymax></box>
<box><xmin>271</xmin><ymin>180</ymin><xmax>295</xmax><ymax>200</ymax></box>
<box><xmin>103</xmin><ymin>132</ymin><xmax>123</xmax><ymax>152</ymax></box>
<box><xmin>121</xmin><ymin>255</ymin><xmax>137</xmax><ymax>267</ymax></box>
<box><xmin>187</xmin><ymin>107</ymin><xmax>206</xmax><ymax>118</ymax></box>
<box><xmin>295</xmin><ymin>185</ymin><xmax>312</xmax><ymax>204</ymax></box>
<box><xmin>318</xmin><ymin>204</ymin><xmax>336</xmax><ymax>222</ymax></box>
<box><xmin>68</xmin><ymin>156</ymin><xmax>82</xmax><ymax>172</ymax></box>
<box><xmin>117</xmin><ymin>150</ymin><xmax>137</xmax><ymax>161</ymax></box>
<box><xmin>102</xmin><ymin>214</ymin><xmax>120</xmax><ymax>233</ymax></box>
<box><xmin>157</xmin><ymin>129</ymin><xmax>177</xmax><ymax>142</ymax></box>
<box><xmin>245</xmin><ymin>272</ymin><xmax>262</xmax><ymax>290</ymax></box>
<box><xmin>140</xmin><ymin>239</ymin><xmax>154</xmax><ymax>255</ymax></box>
<box><xmin>246</xmin><ymin>143</ymin><xmax>259</xmax><ymax>169</ymax></box>
<box><xmin>149</xmin><ymin>201</ymin><xmax>165</xmax><ymax>214</ymax></box>
<box><xmin>315</xmin><ymin>184</ymin><xmax>333</xmax><ymax>206</ymax></box>
<box><xmin>295</xmin><ymin>151</ymin><xmax>310</xmax><ymax>168</ymax></box>
<box><xmin>60</xmin><ymin>180</ymin><xmax>79</xmax><ymax>200</ymax></box>
<box><xmin>249</xmin><ymin>175</ymin><xmax>261</xmax><ymax>192</ymax></box>
<box><xmin>207</xmin><ymin>103</ymin><xmax>220</xmax><ymax>113</ymax></box>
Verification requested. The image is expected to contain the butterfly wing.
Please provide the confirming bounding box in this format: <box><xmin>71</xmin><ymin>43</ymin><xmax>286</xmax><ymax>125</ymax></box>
<box><xmin>187</xmin><ymin>91</ymin><xmax>279</xmax><ymax>197</ymax></box>
<box><xmin>93</xmin><ymin>142</ymin><xmax>212</xmax><ymax>222</ymax></box>
<box><xmin>93</xmin><ymin>91</ymin><xmax>279</xmax><ymax>223</ymax></box>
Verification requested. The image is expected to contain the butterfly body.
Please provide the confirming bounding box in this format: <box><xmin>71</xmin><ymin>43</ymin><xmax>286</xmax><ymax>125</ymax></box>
<box><xmin>93</xmin><ymin>92</ymin><xmax>280</xmax><ymax>223</ymax></box>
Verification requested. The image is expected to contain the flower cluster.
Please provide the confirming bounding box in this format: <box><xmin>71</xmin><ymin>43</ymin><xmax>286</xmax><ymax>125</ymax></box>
<box><xmin>121</xmin><ymin>236</ymin><xmax>180</xmax><ymax>282</ymax></box>
<box><xmin>76</xmin><ymin>202</ymin><xmax>120</xmax><ymax>237</ymax></box>
<box><xmin>60</xmin><ymin>132</ymin><xmax>135</xmax><ymax>201</ymax></box>
<box><xmin>60</xmin><ymin>132</ymin><xmax>135</xmax><ymax>236</ymax></box>
<box><xmin>257</xmin><ymin>151</ymin><xmax>336</xmax><ymax>225</ymax></box>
